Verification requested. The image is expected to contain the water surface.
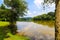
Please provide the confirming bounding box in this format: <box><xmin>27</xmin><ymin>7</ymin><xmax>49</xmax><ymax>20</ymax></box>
<box><xmin>16</xmin><ymin>21</ymin><xmax>55</xmax><ymax>40</ymax></box>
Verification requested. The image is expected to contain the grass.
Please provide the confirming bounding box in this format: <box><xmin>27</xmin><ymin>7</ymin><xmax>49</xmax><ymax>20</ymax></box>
<box><xmin>4</xmin><ymin>33</ymin><xmax>30</xmax><ymax>40</ymax></box>
<box><xmin>0</xmin><ymin>21</ymin><xmax>30</xmax><ymax>40</ymax></box>
<box><xmin>0</xmin><ymin>21</ymin><xmax>9</xmax><ymax>26</ymax></box>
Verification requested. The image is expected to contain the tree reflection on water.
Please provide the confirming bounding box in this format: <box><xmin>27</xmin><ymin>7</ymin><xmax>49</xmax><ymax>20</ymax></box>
<box><xmin>33</xmin><ymin>21</ymin><xmax>55</xmax><ymax>27</ymax></box>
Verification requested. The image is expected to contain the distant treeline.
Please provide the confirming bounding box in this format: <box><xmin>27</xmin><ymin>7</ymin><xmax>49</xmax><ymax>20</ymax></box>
<box><xmin>33</xmin><ymin>12</ymin><xmax>55</xmax><ymax>21</ymax></box>
<box><xmin>17</xmin><ymin>12</ymin><xmax>55</xmax><ymax>21</ymax></box>
<box><xmin>17</xmin><ymin>17</ymin><xmax>32</xmax><ymax>21</ymax></box>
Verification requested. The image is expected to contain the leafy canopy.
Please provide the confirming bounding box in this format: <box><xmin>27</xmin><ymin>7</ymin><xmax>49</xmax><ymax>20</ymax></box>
<box><xmin>3</xmin><ymin>0</ymin><xmax>27</xmax><ymax>21</ymax></box>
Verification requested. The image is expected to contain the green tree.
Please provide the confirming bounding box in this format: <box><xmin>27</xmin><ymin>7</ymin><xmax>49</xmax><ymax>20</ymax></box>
<box><xmin>0</xmin><ymin>4</ymin><xmax>11</xmax><ymax>21</ymax></box>
<box><xmin>0</xmin><ymin>4</ymin><xmax>5</xmax><ymax>9</ymax></box>
<box><xmin>48</xmin><ymin>12</ymin><xmax>55</xmax><ymax>17</ymax></box>
<box><xmin>0</xmin><ymin>4</ymin><xmax>7</xmax><ymax>21</ymax></box>
<box><xmin>4</xmin><ymin>0</ymin><xmax>27</xmax><ymax>22</ymax></box>
<box><xmin>4</xmin><ymin>0</ymin><xmax>27</xmax><ymax>34</ymax></box>
<box><xmin>33</xmin><ymin>12</ymin><xmax>55</xmax><ymax>21</ymax></box>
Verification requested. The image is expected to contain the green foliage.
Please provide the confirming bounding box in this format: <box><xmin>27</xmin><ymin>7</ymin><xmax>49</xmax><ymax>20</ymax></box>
<box><xmin>0</xmin><ymin>22</ymin><xmax>30</xmax><ymax>40</ymax></box>
<box><xmin>0</xmin><ymin>0</ymin><xmax>28</xmax><ymax>39</ymax></box>
<box><xmin>17</xmin><ymin>17</ymin><xmax>32</xmax><ymax>21</ymax></box>
<box><xmin>4</xmin><ymin>0</ymin><xmax>27</xmax><ymax>22</ymax></box>
<box><xmin>0</xmin><ymin>0</ymin><xmax>27</xmax><ymax>35</ymax></box>
<box><xmin>0</xmin><ymin>21</ymin><xmax>9</xmax><ymax>40</ymax></box>
<box><xmin>4</xmin><ymin>33</ymin><xmax>30</xmax><ymax>40</ymax></box>
<box><xmin>0</xmin><ymin>4</ymin><xmax>5</xmax><ymax>9</ymax></box>
<box><xmin>33</xmin><ymin>12</ymin><xmax>55</xmax><ymax>21</ymax></box>
<box><xmin>0</xmin><ymin>26</ymin><xmax>7</xmax><ymax>40</ymax></box>
<box><xmin>0</xmin><ymin>0</ymin><xmax>27</xmax><ymax>22</ymax></box>
<box><xmin>0</xmin><ymin>9</ymin><xmax>10</xmax><ymax>21</ymax></box>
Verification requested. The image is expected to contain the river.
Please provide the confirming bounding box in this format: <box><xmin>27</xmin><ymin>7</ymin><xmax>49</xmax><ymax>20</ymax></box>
<box><xmin>16</xmin><ymin>21</ymin><xmax>55</xmax><ymax>40</ymax></box>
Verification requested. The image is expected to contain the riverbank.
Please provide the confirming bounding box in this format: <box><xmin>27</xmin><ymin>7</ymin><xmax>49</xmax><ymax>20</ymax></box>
<box><xmin>0</xmin><ymin>21</ymin><xmax>30</xmax><ymax>40</ymax></box>
<box><xmin>0</xmin><ymin>21</ymin><xmax>55</xmax><ymax>40</ymax></box>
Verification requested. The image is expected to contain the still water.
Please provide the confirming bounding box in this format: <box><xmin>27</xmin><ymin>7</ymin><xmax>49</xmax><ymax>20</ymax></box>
<box><xmin>16</xmin><ymin>21</ymin><xmax>55</xmax><ymax>40</ymax></box>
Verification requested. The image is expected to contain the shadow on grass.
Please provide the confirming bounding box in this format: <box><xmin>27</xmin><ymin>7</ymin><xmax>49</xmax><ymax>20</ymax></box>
<box><xmin>0</xmin><ymin>24</ymin><xmax>30</xmax><ymax>40</ymax></box>
<box><xmin>0</xmin><ymin>26</ymin><xmax>9</xmax><ymax>40</ymax></box>
<box><xmin>0</xmin><ymin>23</ymin><xmax>17</xmax><ymax>40</ymax></box>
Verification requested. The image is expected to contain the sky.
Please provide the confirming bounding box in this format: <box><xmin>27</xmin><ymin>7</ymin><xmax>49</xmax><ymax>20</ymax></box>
<box><xmin>0</xmin><ymin>0</ymin><xmax>55</xmax><ymax>17</ymax></box>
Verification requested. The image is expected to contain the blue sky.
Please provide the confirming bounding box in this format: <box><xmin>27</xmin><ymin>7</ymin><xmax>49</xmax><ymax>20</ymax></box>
<box><xmin>0</xmin><ymin>0</ymin><xmax>55</xmax><ymax>17</ymax></box>
<box><xmin>0</xmin><ymin>0</ymin><xmax>3</xmax><ymax>5</ymax></box>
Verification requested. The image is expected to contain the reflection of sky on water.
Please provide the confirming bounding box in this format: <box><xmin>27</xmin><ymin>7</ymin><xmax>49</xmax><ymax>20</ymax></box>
<box><xmin>16</xmin><ymin>22</ymin><xmax>28</xmax><ymax>31</ymax></box>
<box><xmin>16</xmin><ymin>22</ymin><xmax>32</xmax><ymax>32</ymax></box>
<box><xmin>16</xmin><ymin>21</ymin><xmax>54</xmax><ymax>30</ymax></box>
<box><xmin>16</xmin><ymin>22</ymin><xmax>55</xmax><ymax>40</ymax></box>
<box><xmin>16</xmin><ymin>22</ymin><xmax>55</xmax><ymax>34</ymax></box>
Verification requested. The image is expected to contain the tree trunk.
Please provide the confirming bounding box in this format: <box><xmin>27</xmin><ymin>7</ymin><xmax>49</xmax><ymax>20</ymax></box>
<box><xmin>55</xmin><ymin>0</ymin><xmax>60</xmax><ymax>40</ymax></box>
<box><xmin>8</xmin><ymin>22</ymin><xmax>17</xmax><ymax>35</ymax></box>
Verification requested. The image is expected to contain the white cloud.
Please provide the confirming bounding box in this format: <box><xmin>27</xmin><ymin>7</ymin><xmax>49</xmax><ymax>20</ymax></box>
<box><xmin>34</xmin><ymin>0</ymin><xmax>44</xmax><ymax>8</ymax></box>
<box><xmin>24</xmin><ymin>10</ymin><xmax>50</xmax><ymax>17</ymax></box>
<box><xmin>34</xmin><ymin>0</ymin><xmax>55</xmax><ymax>9</ymax></box>
<box><xmin>33</xmin><ymin>11</ymin><xmax>36</xmax><ymax>14</ymax></box>
<box><xmin>24</xmin><ymin>11</ymin><xmax>38</xmax><ymax>17</ymax></box>
<box><xmin>34</xmin><ymin>0</ymin><xmax>55</xmax><ymax>13</ymax></box>
<box><xmin>24</xmin><ymin>0</ymin><xmax>55</xmax><ymax>17</ymax></box>
<box><xmin>24</xmin><ymin>10</ymin><xmax>35</xmax><ymax>17</ymax></box>
<box><xmin>27</xmin><ymin>11</ymin><xmax>32</xmax><ymax>14</ymax></box>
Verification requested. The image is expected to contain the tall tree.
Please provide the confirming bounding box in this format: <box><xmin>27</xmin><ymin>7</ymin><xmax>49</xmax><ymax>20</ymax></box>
<box><xmin>4</xmin><ymin>0</ymin><xmax>27</xmax><ymax>34</ymax></box>
<box><xmin>4</xmin><ymin>0</ymin><xmax>27</xmax><ymax>22</ymax></box>
<box><xmin>55</xmin><ymin>0</ymin><xmax>60</xmax><ymax>40</ymax></box>
<box><xmin>43</xmin><ymin>0</ymin><xmax>60</xmax><ymax>40</ymax></box>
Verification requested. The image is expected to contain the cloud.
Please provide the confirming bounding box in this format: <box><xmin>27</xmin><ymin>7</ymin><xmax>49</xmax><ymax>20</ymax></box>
<box><xmin>24</xmin><ymin>11</ymin><xmax>39</xmax><ymax>17</ymax></box>
<box><xmin>34</xmin><ymin>0</ymin><xmax>55</xmax><ymax>9</ymax></box>
<box><xmin>33</xmin><ymin>11</ymin><xmax>36</xmax><ymax>14</ymax></box>
<box><xmin>34</xmin><ymin>0</ymin><xmax>44</xmax><ymax>8</ymax></box>
<box><xmin>24</xmin><ymin>10</ymin><xmax>33</xmax><ymax>17</ymax></box>
<box><xmin>25</xmin><ymin>10</ymin><xmax>47</xmax><ymax>17</ymax></box>
<box><xmin>24</xmin><ymin>0</ymin><xmax>55</xmax><ymax>17</ymax></box>
<box><xmin>27</xmin><ymin>11</ymin><xmax>32</xmax><ymax>14</ymax></box>
<box><xmin>34</xmin><ymin>0</ymin><xmax>55</xmax><ymax>12</ymax></box>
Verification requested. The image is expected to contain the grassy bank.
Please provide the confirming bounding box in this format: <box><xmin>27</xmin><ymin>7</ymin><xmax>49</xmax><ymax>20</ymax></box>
<box><xmin>4</xmin><ymin>33</ymin><xmax>30</xmax><ymax>40</ymax></box>
<box><xmin>0</xmin><ymin>21</ymin><xmax>9</xmax><ymax>26</ymax></box>
<box><xmin>0</xmin><ymin>21</ymin><xmax>30</xmax><ymax>40</ymax></box>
